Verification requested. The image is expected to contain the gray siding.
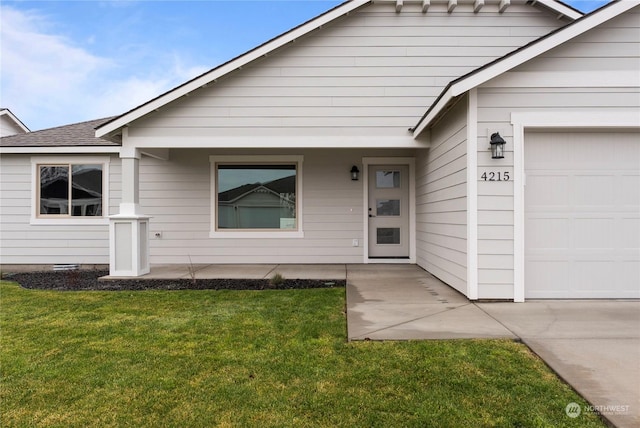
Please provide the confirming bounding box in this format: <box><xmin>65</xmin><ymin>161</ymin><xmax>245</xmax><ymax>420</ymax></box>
<box><xmin>475</xmin><ymin>5</ymin><xmax>640</xmax><ymax>299</ymax></box>
<box><xmin>416</xmin><ymin>97</ymin><xmax>467</xmax><ymax>294</ymax></box>
<box><xmin>141</xmin><ymin>148</ymin><xmax>413</xmax><ymax>264</ymax></box>
<box><xmin>128</xmin><ymin>1</ymin><xmax>565</xmax><ymax>141</ymax></box>
<box><xmin>0</xmin><ymin>154</ymin><xmax>120</xmax><ymax>265</ymax></box>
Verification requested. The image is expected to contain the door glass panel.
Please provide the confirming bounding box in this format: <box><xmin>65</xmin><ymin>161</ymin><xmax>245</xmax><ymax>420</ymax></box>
<box><xmin>377</xmin><ymin>228</ymin><xmax>400</xmax><ymax>245</ymax></box>
<box><xmin>376</xmin><ymin>199</ymin><xmax>400</xmax><ymax>216</ymax></box>
<box><xmin>376</xmin><ymin>170</ymin><xmax>400</xmax><ymax>188</ymax></box>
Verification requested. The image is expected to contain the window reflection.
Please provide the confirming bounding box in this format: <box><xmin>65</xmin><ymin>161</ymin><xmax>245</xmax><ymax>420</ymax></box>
<box><xmin>376</xmin><ymin>199</ymin><xmax>400</xmax><ymax>216</ymax></box>
<box><xmin>217</xmin><ymin>165</ymin><xmax>297</xmax><ymax>229</ymax></box>
<box><xmin>376</xmin><ymin>170</ymin><xmax>400</xmax><ymax>188</ymax></box>
<box><xmin>39</xmin><ymin>164</ymin><xmax>102</xmax><ymax>216</ymax></box>
<box><xmin>377</xmin><ymin>228</ymin><xmax>400</xmax><ymax>245</ymax></box>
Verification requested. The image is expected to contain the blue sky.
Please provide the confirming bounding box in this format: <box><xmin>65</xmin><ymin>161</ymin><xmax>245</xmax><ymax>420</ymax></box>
<box><xmin>1</xmin><ymin>0</ymin><xmax>612</xmax><ymax>131</ymax></box>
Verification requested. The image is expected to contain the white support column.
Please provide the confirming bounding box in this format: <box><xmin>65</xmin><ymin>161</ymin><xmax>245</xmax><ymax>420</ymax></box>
<box><xmin>109</xmin><ymin>144</ymin><xmax>150</xmax><ymax>277</ymax></box>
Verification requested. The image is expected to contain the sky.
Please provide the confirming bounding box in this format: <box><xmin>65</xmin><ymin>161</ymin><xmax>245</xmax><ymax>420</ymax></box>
<box><xmin>1</xmin><ymin>0</ymin><xmax>613</xmax><ymax>131</ymax></box>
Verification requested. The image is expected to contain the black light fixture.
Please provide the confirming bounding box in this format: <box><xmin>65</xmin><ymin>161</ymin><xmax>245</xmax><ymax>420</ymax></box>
<box><xmin>350</xmin><ymin>165</ymin><xmax>360</xmax><ymax>181</ymax></box>
<box><xmin>490</xmin><ymin>132</ymin><xmax>506</xmax><ymax>159</ymax></box>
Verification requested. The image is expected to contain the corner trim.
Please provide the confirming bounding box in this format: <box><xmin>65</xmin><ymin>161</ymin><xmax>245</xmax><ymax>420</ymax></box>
<box><xmin>466</xmin><ymin>89</ymin><xmax>479</xmax><ymax>300</ymax></box>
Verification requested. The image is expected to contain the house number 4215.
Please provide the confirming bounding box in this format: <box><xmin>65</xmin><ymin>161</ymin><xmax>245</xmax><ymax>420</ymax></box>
<box><xmin>481</xmin><ymin>171</ymin><xmax>510</xmax><ymax>181</ymax></box>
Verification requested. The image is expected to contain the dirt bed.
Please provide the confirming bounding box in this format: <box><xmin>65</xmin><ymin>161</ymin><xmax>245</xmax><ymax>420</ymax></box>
<box><xmin>3</xmin><ymin>270</ymin><xmax>345</xmax><ymax>291</ymax></box>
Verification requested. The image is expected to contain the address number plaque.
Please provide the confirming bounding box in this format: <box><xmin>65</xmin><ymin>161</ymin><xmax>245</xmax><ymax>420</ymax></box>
<box><xmin>480</xmin><ymin>171</ymin><xmax>510</xmax><ymax>182</ymax></box>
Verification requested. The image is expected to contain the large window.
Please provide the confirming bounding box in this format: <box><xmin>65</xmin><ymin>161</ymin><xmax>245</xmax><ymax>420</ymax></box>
<box><xmin>32</xmin><ymin>157</ymin><xmax>109</xmax><ymax>224</ymax></box>
<box><xmin>210</xmin><ymin>155</ymin><xmax>303</xmax><ymax>238</ymax></box>
<box><xmin>38</xmin><ymin>164</ymin><xmax>103</xmax><ymax>216</ymax></box>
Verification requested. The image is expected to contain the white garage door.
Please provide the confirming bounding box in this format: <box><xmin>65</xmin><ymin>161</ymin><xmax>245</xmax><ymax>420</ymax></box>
<box><xmin>525</xmin><ymin>130</ymin><xmax>640</xmax><ymax>299</ymax></box>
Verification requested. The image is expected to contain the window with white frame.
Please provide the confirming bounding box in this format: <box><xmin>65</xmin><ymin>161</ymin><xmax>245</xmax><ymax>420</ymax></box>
<box><xmin>32</xmin><ymin>157</ymin><xmax>109</xmax><ymax>222</ymax></box>
<box><xmin>210</xmin><ymin>155</ymin><xmax>303</xmax><ymax>237</ymax></box>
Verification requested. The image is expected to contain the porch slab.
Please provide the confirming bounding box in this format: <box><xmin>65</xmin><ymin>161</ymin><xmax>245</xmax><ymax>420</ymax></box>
<box><xmin>190</xmin><ymin>264</ymin><xmax>277</xmax><ymax>279</ymax></box>
<box><xmin>138</xmin><ymin>264</ymin><xmax>206</xmax><ymax>279</ymax></box>
<box><xmin>104</xmin><ymin>264</ymin><xmax>346</xmax><ymax>280</ymax></box>
<box><xmin>270</xmin><ymin>264</ymin><xmax>347</xmax><ymax>280</ymax></box>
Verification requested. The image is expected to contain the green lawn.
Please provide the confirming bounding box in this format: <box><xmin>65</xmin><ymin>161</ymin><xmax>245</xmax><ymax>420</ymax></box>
<box><xmin>1</xmin><ymin>282</ymin><xmax>603</xmax><ymax>427</ymax></box>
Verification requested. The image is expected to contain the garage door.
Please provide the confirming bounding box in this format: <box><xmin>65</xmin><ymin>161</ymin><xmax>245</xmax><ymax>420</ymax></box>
<box><xmin>525</xmin><ymin>130</ymin><xmax>640</xmax><ymax>299</ymax></box>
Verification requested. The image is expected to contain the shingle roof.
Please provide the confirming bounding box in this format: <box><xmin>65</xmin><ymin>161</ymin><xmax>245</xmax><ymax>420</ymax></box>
<box><xmin>0</xmin><ymin>117</ymin><xmax>119</xmax><ymax>147</ymax></box>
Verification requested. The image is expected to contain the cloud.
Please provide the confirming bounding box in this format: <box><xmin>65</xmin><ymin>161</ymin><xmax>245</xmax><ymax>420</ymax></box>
<box><xmin>0</xmin><ymin>5</ymin><xmax>209</xmax><ymax>131</ymax></box>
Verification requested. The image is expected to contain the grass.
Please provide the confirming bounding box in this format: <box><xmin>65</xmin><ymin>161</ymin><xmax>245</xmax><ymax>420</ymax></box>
<box><xmin>0</xmin><ymin>281</ymin><xmax>604</xmax><ymax>427</ymax></box>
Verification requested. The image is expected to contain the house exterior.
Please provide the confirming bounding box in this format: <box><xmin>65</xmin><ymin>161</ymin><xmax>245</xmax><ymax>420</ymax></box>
<box><xmin>0</xmin><ymin>108</ymin><xmax>29</xmax><ymax>137</ymax></box>
<box><xmin>1</xmin><ymin>0</ymin><xmax>638</xmax><ymax>301</ymax></box>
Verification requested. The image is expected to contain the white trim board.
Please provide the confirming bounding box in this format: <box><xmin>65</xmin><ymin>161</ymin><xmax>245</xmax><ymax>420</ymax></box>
<box><xmin>510</xmin><ymin>110</ymin><xmax>640</xmax><ymax>302</ymax></box>
<box><xmin>1</xmin><ymin>147</ymin><xmax>120</xmax><ymax>154</ymax></box>
<box><xmin>466</xmin><ymin>89</ymin><xmax>479</xmax><ymax>300</ymax></box>
<box><xmin>122</xmin><ymin>135</ymin><xmax>430</xmax><ymax>150</ymax></box>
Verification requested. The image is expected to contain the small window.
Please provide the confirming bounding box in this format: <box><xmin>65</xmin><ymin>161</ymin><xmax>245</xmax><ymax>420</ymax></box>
<box><xmin>377</xmin><ymin>228</ymin><xmax>401</xmax><ymax>245</ymax></box>
<box><xmin>38</xmin><ymin>163</ymin><xmax>103</xmax><ymax>217</ymax></box>
<box><xmin>376</xmin><ymin>170</ymin><xmax>400</xmax><ymax>188</ymax></box>
<box><xmin>216</xmin><ymin>163</ymin><xmax>298</xmax><ymax>230</ymax></box>
<box><xmin>376</xmin><ymin>199</ymin><xmax>400</xmax><ymax>216</ymax></box>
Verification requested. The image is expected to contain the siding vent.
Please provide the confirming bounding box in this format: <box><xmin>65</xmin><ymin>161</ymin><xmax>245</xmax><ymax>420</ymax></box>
<box><xmin>53</xmin><ymin>264</ymin><xmax>79</xmax><ymax>271</ymax></box>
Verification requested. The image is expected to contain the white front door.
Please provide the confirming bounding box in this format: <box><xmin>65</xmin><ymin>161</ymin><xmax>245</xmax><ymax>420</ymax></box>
<box><xmin>368</xmin><ymin>165</ymin><xmax>410</xmax><ymax>258</ymax></box>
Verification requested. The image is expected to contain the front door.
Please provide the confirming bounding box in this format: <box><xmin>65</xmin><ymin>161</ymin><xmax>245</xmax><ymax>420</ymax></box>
<box><xmin>368</xmin><ymin>165</ymin><xmax>409</xmax><ymax>258</ymax></box>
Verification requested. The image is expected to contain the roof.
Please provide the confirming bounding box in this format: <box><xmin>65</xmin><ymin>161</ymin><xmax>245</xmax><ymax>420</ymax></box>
<box><xmin>95</xmin><ymin>0</ymin><xmax>582</xmax><ymax>141</ymax></box>
<box><xmin>0</xmin><ymin>108</ymin><xmax>30</xmax><ymax>134</ymax></box>
<box><xmin>411</xmin><ymin>0</ymin><xmax>637</xmax><ymax>137</ymax></box>
<box><xmin>0</xmin><ymin>117</ymin><xmax>118</xmax><ymax>148</ymax></box>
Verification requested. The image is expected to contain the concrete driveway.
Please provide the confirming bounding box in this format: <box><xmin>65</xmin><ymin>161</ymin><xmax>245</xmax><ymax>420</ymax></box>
<box><xmin>478</xmin><ymin>301</ymin><xmax>640</xmax><ymax>428</ymax></box>
<box><xmin>346</xmin><ymin>265</ymin><xmax>640</xmax><ymax>427</ymax></box>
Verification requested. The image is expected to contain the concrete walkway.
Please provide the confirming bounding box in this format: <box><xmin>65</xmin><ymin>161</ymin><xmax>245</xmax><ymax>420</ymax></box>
<box><xmin>346</xmin><ymin>264</ymin><xmax>640</xmax><ymax>428</ymax></box>
<box><xmin>346</xmin><ymin>264</ymin><xmax>515</xmax><ymax>340</ymax></box>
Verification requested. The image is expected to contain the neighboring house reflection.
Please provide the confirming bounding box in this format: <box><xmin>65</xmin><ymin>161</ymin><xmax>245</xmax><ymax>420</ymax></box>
<box><xmin>40</xmin><ymin>165</ymin><xmax>102</xmax><ymax>216</ymax></box>
<box><xmin>218</xmin><ymin>175</ymin><xmax>295</xmax><ymax>229</ymax></box>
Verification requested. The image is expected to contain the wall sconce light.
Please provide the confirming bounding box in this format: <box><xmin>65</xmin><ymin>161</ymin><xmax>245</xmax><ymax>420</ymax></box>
<box><xmin>350</xmin><ymin>165</ymin><xmax>360</xmax><ymax>181</ymax></box>
<box><xmin>490</xmin><ymin>132</ymin><xmax>506</xmax><ymax>159</ymax></box>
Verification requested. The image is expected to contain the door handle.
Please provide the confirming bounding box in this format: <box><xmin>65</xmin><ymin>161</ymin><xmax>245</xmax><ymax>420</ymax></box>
<box><xmin>369</xmin><ymin>214</ymin><xmax>375</xmax><ymax>218</ymax></box>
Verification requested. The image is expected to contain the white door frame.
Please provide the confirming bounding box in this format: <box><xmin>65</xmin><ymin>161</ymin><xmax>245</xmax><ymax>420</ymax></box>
<box><xmin>362</xmin><ymin>157</ymin><xmax>416</xmax><ymax>264</ymax></box>
<box><xmin>511</xmin><ymin>110</ymin><xmax>639</xmax><ymax>302</ymax></box>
